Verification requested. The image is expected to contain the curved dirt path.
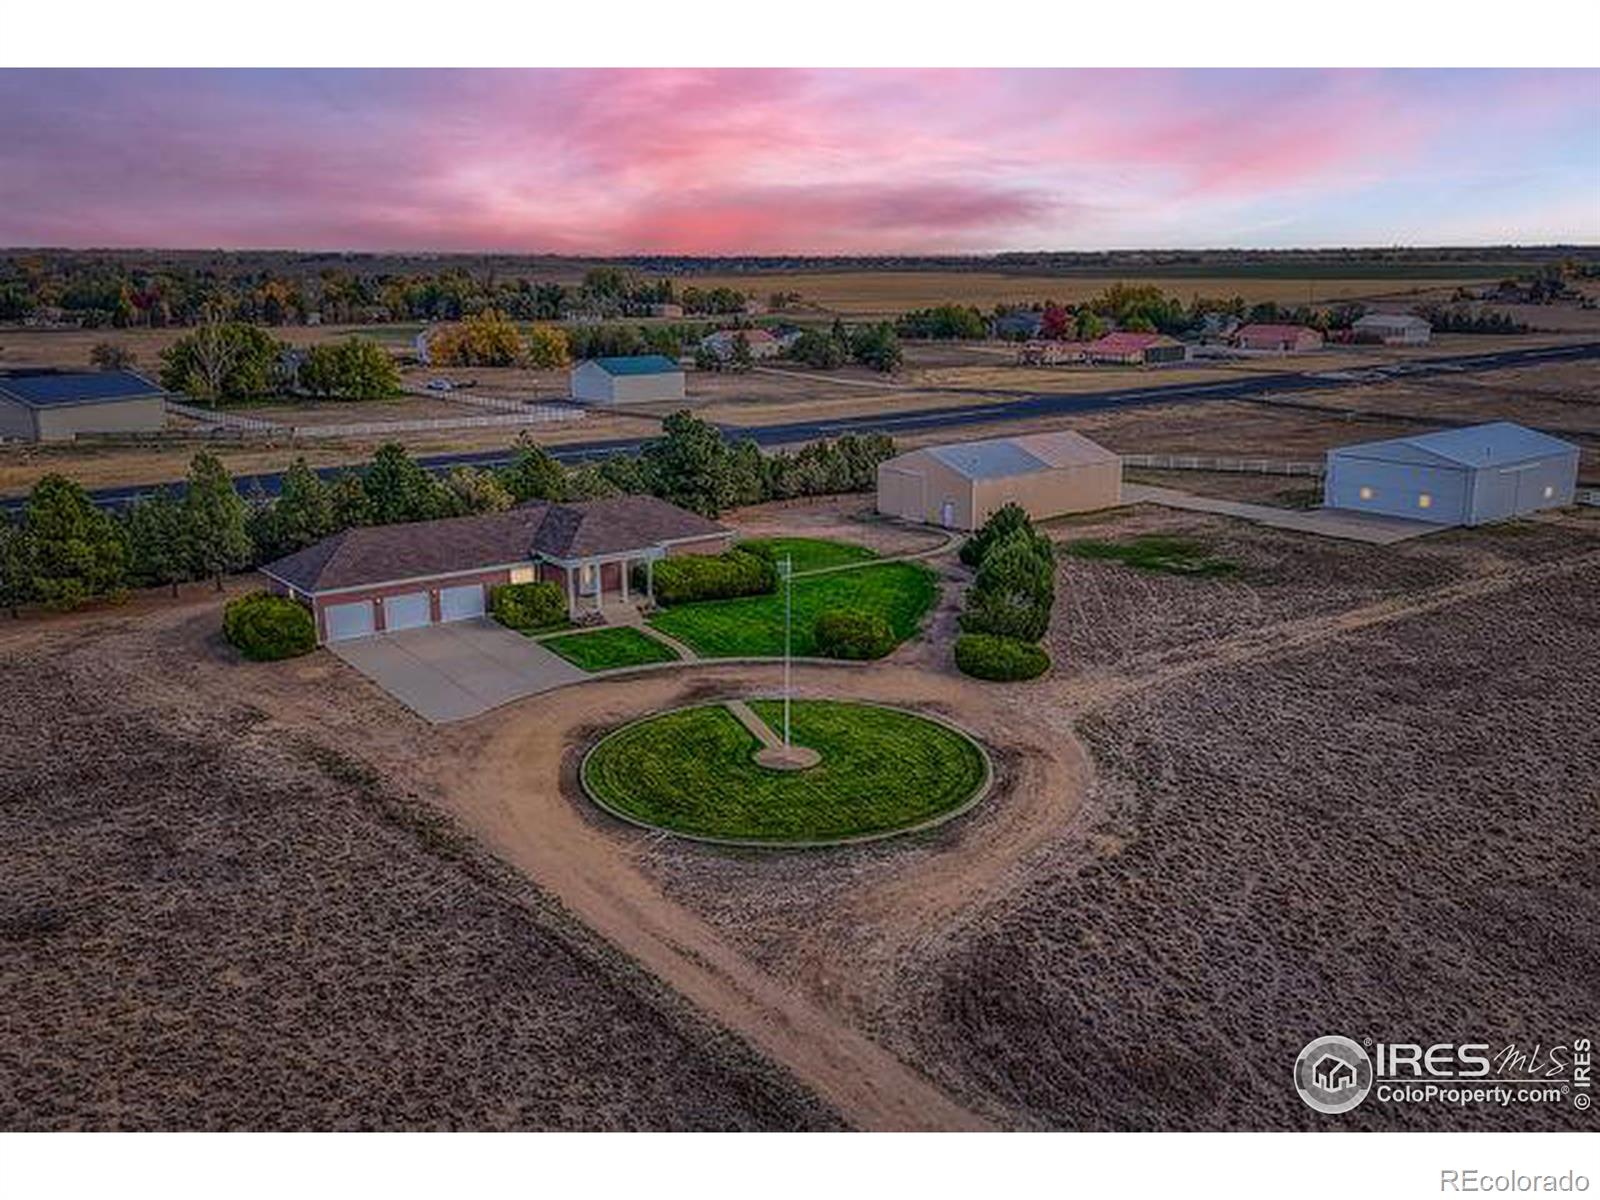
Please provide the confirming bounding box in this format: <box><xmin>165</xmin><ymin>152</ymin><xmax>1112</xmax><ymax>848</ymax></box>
<box><xmin>443</xmin><ymin>658</ymin><xmax>1090</xmax><ymax>1131</ymax></box>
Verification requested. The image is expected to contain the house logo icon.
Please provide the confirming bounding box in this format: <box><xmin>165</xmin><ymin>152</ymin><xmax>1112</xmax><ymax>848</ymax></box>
<box><xmin>1294</xmin><ymin>1036</ymin><xmax>1373</xmax><ymax>1114</ymax></box>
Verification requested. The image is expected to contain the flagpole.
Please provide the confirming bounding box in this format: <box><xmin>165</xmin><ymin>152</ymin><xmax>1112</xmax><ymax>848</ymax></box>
<box><xmin>781</xmin><ymin>554</ymin><xmax>792</xmax><ymax>753</ymax></box>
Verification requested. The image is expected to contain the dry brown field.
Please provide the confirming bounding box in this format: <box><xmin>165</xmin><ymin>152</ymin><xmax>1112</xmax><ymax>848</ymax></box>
<box><xmin>676</xmin><ymin>271</ymin><xmax>1495</xmax><ymax>317</ymax></box>
<box><xmin>2</xmin><ymin>492</ymin><xmax>1597</xmax><ymax>1129</ymax></box>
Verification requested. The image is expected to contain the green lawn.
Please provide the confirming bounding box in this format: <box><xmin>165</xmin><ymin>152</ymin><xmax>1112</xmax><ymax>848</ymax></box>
<box><xmin>583</xmin><ymin>699</ymin><xmax>987</xmax><ymax>842</ymax></box>
<box><xmin>647</xmin><ymin>561</ymin><xmax>938</xmax><ymax>658</ymax></box>
<box><xmin>542</xmin><ymin>626</ymin><xmax>679</xmax><ymax>671</ymax></box>
<box><xmin>738</xmin><ymin>536</ymin><xmax>879</xmax><ymax>575</ymax></box>
<box><xmin>1063</xmin><ymin>535</ymin><xmax>1239</xmax><ymax>578</ymax></box>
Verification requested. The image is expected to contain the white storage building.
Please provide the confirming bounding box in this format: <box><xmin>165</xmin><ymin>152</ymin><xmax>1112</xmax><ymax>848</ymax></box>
<box><xmin>1352</xmin><ymin>313</ymin><xmax>1432</xmax><ymax>345</ymax></box>
<box><xmin>570</xmin><ymin>355</ymin><xmax>686</xmax><ymax>405</ymax></box>
<box><xmin>1324</xmin><ymin>422</ymin><xmax>1579</xmax><ymax>527</ymax></box>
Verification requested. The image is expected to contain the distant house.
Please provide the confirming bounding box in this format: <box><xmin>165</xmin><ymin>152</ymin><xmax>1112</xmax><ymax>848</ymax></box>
<box><xmin>261</xmin><ymin>496</ymin><xmax>732</xmax><ymax>644</ymax></box>
<box><xmin>1352</xmin><ymin>313</ymin><xmax>1432</xmax><ymax>345</ymax></box>
<box><xmin>646</xmin><ymin>303</ymin><xmax>684</xmax><ymax>319</ymax></box>
<box><xmin>1325</xmin><ymin>421</ymin><xmax>1578</xmax><ymax>527</ymax></box>
<box><xmin>1084</xmin><ymin>331</ymin><xmax>1187</xmax><ymax>366</ymax></box>
<box><xmin>699</xmin><ymin>328</ymin><xmax>782</xmax><ymax>362</ymax></box>
<box><xmin>1018</xmin><ymin>340</ymin><xmax>1084</xmax><ymax>366</ymax></box>
<box><xmin>0</xmin><ymin>370</ymin><xmax>167</xmax><ymax>442</ymax></box>
<box><xmin>1234</xmin><ymin>323</ymin><xmax>1324</xmax><ymax>353</ymax></box>
<box><xmin>1197</xmin><ymin>313</ymin><xmax>1241</xmax><ymax>342</ymax></box>
<box><xmin>569</xmin><ymin>355</ymin><xmax>686</xmax><ymax>405</ymax></box>
<box><xmin>877</xmin><ymin>430</ymin><xmax>1121</xmax><ymax>530</ymax></box>
<box><xmin>992</xmin><ymin>311</ymin><xmax>1044</xmax><ymax>340</ymax></box>
<box><xmin>414</xmin><ymin>328</ymin><xmax>437</xmax><ymax>366</ymax></box>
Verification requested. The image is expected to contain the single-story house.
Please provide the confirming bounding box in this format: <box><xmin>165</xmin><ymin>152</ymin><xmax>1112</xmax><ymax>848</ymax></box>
<box><xmin>260</xmin><ymin>495</ymin><xmax>732</xmax><ymax>644</ymax></box>
<box><xmin>569</xmin><ymin>355</ymin><xmax>686</xmax><ymax>405</ymax></box>
<box><xmin>1324</xmin><ymin>421</ymin><xmax>1578</xmax><ymax>527</ymax></box>
<box><xmin>1351</xmin><ymin>313</ymin><xmax>1432</xmax><ymax>345</ymax></box>
<box><xmin>992</xmin><ymin>311</ymin><xmax>1045</xmax><ymax>340</ymax></box>
<box><xmin>0</xmin><ymin>370</ymin><xmax>168</xmax><ymax>442</ymax></box>
<box><xmin>700</xmin><ymin>328</ymin><xmax>782</xmax><ymax>361</ymax></box>
<box><xmin>877</xmin><ymin>430</ymin><xmax>1121</xmax><ymax>530</ymax></box>
<box><xmin>1083</xmin><ymin>331</ymin><xmax>1188</xmax><ymax>366</ymax></box>
<box><xmin>1233</xmin><ymin>323</ymin><xmax>1324</xmax><ymax>353</ymax></box>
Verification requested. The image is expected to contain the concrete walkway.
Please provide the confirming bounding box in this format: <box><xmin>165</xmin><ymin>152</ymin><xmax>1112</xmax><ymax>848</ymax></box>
<box><xmin>607</xmin><ymin>608</ymin><xmax>700</xmax><ymax>661</ymax></box>
<box><xmin>1123</xmin><ymin>483</ymin><xmax>1450</xmax><ymax>545</ymax></box>
<box><xmin>330</xmin><ymin>618</ymin><xmax>586</xmax><ymax>723</ymax></box>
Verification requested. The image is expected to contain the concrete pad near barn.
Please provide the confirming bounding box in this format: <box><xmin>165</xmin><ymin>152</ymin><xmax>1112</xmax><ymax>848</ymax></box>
<box><xmin>1123</xmin><ymin>483</ymin><xmax>1448</xmax><ymax>545</ymax></box>
<box><xmin>329</xmin><ymin>618</ymin><xmax>586</xmax><ymax>723</ymax></box>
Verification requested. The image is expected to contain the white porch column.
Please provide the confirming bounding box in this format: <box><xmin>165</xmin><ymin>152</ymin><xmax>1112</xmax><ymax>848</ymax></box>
<box><xmin>566</xmin><ymin>564</ymin><xmax>576</xmax><ymax>616</ymax></box>
<box><xmin>621</xmin><ymin>557</ymin><xmax>629</xmax><ymax>604</ymax></box>
<box><xmin>646</xmin><ymin>556</ymin><xmax>654</xmax><ymax>602</ymax></box>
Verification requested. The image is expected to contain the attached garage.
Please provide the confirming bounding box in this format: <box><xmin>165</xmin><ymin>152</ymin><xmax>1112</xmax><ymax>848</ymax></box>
<box><xmin>383</xmin><ymin>592</ymin><xmax>432</xmax><ymax>632</ymax></box>
<box><xmin>1325</xmin><ymin>422</ymin><xmax>1579</xmax><ymax>527</ymax></box>
<box><xmin>325</xmin><ymin>600</ymin><xmax>377</xmax><ymax>642</ymax></box>
<box><xmin>876</xmin><ymin>430</ymin><xmax>1122</xmax><ymax>530</ymax></box>
<box><xmin>439</xmin><ymin>583</ymin><xmax>486</xmax><ymax>622</ymax></box>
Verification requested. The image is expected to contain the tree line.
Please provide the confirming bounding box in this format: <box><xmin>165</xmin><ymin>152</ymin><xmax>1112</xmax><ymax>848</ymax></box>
<box><xmin>156</xmin><ymin>317</ymin><xmax>401</xmax><ymax>405</ymax></box>
<box><xmin>0</xmin><ymin>256</ymin><xmax>753</xmax><ymax>329</ymax></box>
<box><xmin>0</xmin><ymin>413</ymin><xmax>895</xmax><ymax>615</ymax></box>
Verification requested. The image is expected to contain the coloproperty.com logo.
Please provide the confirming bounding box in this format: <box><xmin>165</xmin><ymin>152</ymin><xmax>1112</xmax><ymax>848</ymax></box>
<box><xmin>1294</xmin><ymin>1035</ymin><xmax>1594</xmax><ymax>1115</ymax></box>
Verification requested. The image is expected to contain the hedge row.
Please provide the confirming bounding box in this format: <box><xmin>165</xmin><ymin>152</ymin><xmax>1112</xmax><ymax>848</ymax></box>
<box><xmin>955</xmin><ymin>503</ymin><xmax>1054</xmax><ymax>683</ymax></box>
<box><xmin>222</xmin><ymin>591</ymin><xmax>316</xmax><ymax>661</ymax></box>
<box><xmin>650</xmin><ymin>548</ymin><xmax>776</xmax><ymax>606</ymax></box>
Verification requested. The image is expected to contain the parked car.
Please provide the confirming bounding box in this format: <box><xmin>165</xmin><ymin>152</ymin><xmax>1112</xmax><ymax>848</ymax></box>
<box><xmin>425</xmin><ymin>378</ymin><xmax>454</xmax><ymax>392</ymax></box>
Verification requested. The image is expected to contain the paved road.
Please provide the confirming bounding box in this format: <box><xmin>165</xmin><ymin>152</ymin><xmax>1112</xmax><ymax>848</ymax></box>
<box><xmin>6</xmin><ymin>340</ymin><xmax>1596</xmax><ymax>514</ymax></box>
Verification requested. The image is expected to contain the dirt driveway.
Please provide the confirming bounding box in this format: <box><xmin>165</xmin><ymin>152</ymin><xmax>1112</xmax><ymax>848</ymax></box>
<box><xmin>330</xmin><ymin>618</ymin><xmax>585</xmax><ymax>722</ymax></box>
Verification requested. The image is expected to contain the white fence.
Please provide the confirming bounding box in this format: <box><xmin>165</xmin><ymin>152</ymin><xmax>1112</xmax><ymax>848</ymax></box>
<box><xmin>165</xmin><ymin>397</ymin><xmax>581</xmax><ymax>441</ymax></box>
<box><xmin>165</xmin><ymin>400</ymin><xmax>280</xmax><ymax>431</ymax></box>
<box><xmin>1121</xmin><ymin>453</ymin><xmax>1326</xmax><ymax>477</ymax></box>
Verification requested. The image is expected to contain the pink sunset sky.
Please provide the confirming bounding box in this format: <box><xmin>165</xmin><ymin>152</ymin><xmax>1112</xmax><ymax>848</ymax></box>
<box><xmin>1</xmin><ymin>68</ymin><xmax>1596</xmax><ymax>252</ymax></box>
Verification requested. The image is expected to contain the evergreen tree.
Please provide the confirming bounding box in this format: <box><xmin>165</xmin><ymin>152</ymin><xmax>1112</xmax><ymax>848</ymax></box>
<box><xmin>21</xmin><ymin>474</ymin><xmax>128</xmax><ymax>610</ymax></box>
<box><xmin>183</xmin><ymin>452</ymin><xmax>252</xmax><ymax>590</ymax></box>
<box><xmin>125</xmin><ymin>488</ymin><xmax>190</xmax><ymax>596</ymax></box>
<box><xmin>362</xmin><ymin>443</ymin><xmax>447</xmax><ymax>524</ymax></box>
<box><xmin>499</xmin><ymin>436</ymin><xmax>568</xmax><ymax>502</ymax></box>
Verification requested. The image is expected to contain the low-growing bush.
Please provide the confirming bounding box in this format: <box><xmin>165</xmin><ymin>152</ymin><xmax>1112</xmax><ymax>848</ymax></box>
<box><xmin>651</xmin><ymin>548</ymin><xmax>776</xmax><ymax>606</ymax></box>
<box><xmin>223</xmin><ymin>590</ymin><xmax>316</xmax><ymax>661</ymax></box>
<box><xmin>954</xmin><ymin>633</ymin><xmax>1050</xmax><ymax>681</ymax></box>
<box><xmin>813</xmin><ymin>607</ymin><xmax>895</xmax><ymax>660</ymax></box>
<box><xmin>490</xmin><ymin>580</ymin><xmax>567</xmax><ymax>631</ymax></box>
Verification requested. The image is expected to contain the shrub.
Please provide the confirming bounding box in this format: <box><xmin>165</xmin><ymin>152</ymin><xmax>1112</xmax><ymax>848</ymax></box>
<box><xmin>651</xmin><ymin>549</ymin><xmax>776</xmax><ymax>606</ymax></box>
<box><xmin>223</xmin><ymin>591</ymin><xmax>315</xmax><ymax>661</ymax></box>
<box><xmin>954</xmin><ymin>633</ymin><xmax>1050</xmax><ymax>681</ymax></box>
<box><xmin>490</xmin><ymin>580</ymin><xmax>567</xmax><ymax>631</ymax></box>
<box><xmin>961</xmin><ymin>502</ymin><xmax>1039</xmax><ymax>567</ymax></box>
<box><xmin>813</xmin><ymin>607</ymin><xmax>895</xmax><ymax>660</ymax></box>
<box><xmin>959</xmin><ymin>530</ymin><xmax>1056</xmax><ymax>641</ymax></box>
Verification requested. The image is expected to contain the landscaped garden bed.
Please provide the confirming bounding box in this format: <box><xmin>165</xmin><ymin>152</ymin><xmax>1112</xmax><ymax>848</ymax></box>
<box><xmin>541</xmin><ymin>626</ymin><xmax>679</xmax><ymax>672</ymax></box>
<box><xmin>580</xmin><ymin>699</ymin><xmax>989</xmax><ymax>844</ymax></box>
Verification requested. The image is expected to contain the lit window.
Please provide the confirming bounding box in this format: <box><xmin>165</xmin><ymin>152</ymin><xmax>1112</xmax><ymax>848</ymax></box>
<box><xmin>1358</xmin><ymin>486</ymin><xmax>1374</xmax><ymax>501</ymax></box>
<box><xmin>1543</xmin><ymin>485</ymin><xmax>1554</xmax><ymax>499</ymax></box>
<box><xmin>1418</xmin><ymin>493</ymin><xmax>1432</xmax><ymax>509</ymax></box>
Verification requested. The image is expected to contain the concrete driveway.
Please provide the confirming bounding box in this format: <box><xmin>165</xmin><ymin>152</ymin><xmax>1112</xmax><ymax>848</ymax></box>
<box><xmin>329</xmin><ymin>618</ymin><xmax>586</xmax><ymax>723</ymax></box>
<box><xmin>1123</xmin><ymin>484</ymin><xmax>1449</xmax><ymax>545</ymax></box>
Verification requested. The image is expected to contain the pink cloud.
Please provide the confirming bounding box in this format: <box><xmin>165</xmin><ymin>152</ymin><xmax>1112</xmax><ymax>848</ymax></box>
<box><xmin>0</xmin><ymin>69</ymin><xmax>1594</xmax><ymax>251</ymax></box>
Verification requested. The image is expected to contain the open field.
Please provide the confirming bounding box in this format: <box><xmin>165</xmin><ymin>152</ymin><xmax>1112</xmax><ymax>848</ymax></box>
<box><xmin>673</xmin><ymin>271</ymin><xmax>1513</xmax><ymax>318</ymax></box>
<box><xmin>0</xmin><ymin>597</ymin><xmax>839</xmax><ymax>1131</ymax></box>
<box><xmin>582</xmin><ymin>699</ymin><xmax>987</xmax><ymax>843</ymax></box>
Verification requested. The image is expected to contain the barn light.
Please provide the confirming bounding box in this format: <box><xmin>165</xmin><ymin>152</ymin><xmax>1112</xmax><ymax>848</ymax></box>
<box><xmin>1418</xmin><ymin>493</ymin><xmax>1432</xmax><ymax>509</ymax></box>
<box><xmin>1544</xmin><ymin>485</ymin><xmax>1555</xmax><ymax>499</ymax></box>
<box><xmin>1359</xmin><ymin>486</ymin><xmax>1374</xmax><ymax>501</ymax></box>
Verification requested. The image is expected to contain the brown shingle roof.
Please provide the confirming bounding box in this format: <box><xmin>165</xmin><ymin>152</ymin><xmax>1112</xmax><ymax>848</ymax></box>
<box><xmin>260</xmin><ymin>496</ymin><xmax>728</xmax><ymax>594</ymax></box>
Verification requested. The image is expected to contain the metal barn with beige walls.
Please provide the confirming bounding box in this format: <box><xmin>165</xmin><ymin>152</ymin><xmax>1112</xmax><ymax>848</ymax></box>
<box><xmin>876</xmin><ymin>431</ymin><xmax>1122</xmax><ymax>530</ymax></box>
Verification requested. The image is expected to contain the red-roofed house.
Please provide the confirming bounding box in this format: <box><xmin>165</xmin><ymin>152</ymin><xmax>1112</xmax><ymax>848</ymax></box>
<box><xmin>1233</xmin><ymin>323</ymin><xmax>1324</xmax><ymax>353</ymax></box>
<box><xmin>1084</xmin><ymin>331</ymin><xmax>1188</xmax><ymax>366</ymax></box>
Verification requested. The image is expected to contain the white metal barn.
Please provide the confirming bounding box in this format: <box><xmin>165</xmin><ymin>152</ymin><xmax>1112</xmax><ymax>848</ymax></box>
<box><xmin>1324</xmin><ymin>422</ymin><xmax>1579</xmax><ymax>526</ymax></box>
<box><xmin>1352</xmin><ymin>313</ymin><xmax>1433</xmax><ymax>345</ymax></box>
<box><xmin>569</xmin><ymin>355</ymin><xmax>686</xmax><ymax>405</ymax></box>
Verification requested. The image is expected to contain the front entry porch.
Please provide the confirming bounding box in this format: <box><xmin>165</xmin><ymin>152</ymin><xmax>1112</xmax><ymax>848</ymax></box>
<box><xmin>538</xmin><ymin>549</ymin><xmax>662</xmax><ymax>616</ymax></box>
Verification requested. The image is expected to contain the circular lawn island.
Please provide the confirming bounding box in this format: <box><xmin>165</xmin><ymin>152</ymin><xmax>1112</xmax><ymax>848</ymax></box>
<box><xmin>580</xmin><ymin>699</ymin><xmax>991</xmax><ymax>846</ymax></box>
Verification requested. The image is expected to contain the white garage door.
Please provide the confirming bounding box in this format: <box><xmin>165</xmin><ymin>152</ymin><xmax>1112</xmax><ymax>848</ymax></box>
<box><xmin>324</xmin><ymin>600</ymin><xmax>376</xmax><ymax>643</ymax></box>
<box><xmin>383</xmin><ymin>592</ymin><xmax>432</xmax><ymax>632</ymax></box>
<box><xmin>439</xmin><ymin>583</ymin><xmax>486</xmax><ymax>622</ymax></box>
